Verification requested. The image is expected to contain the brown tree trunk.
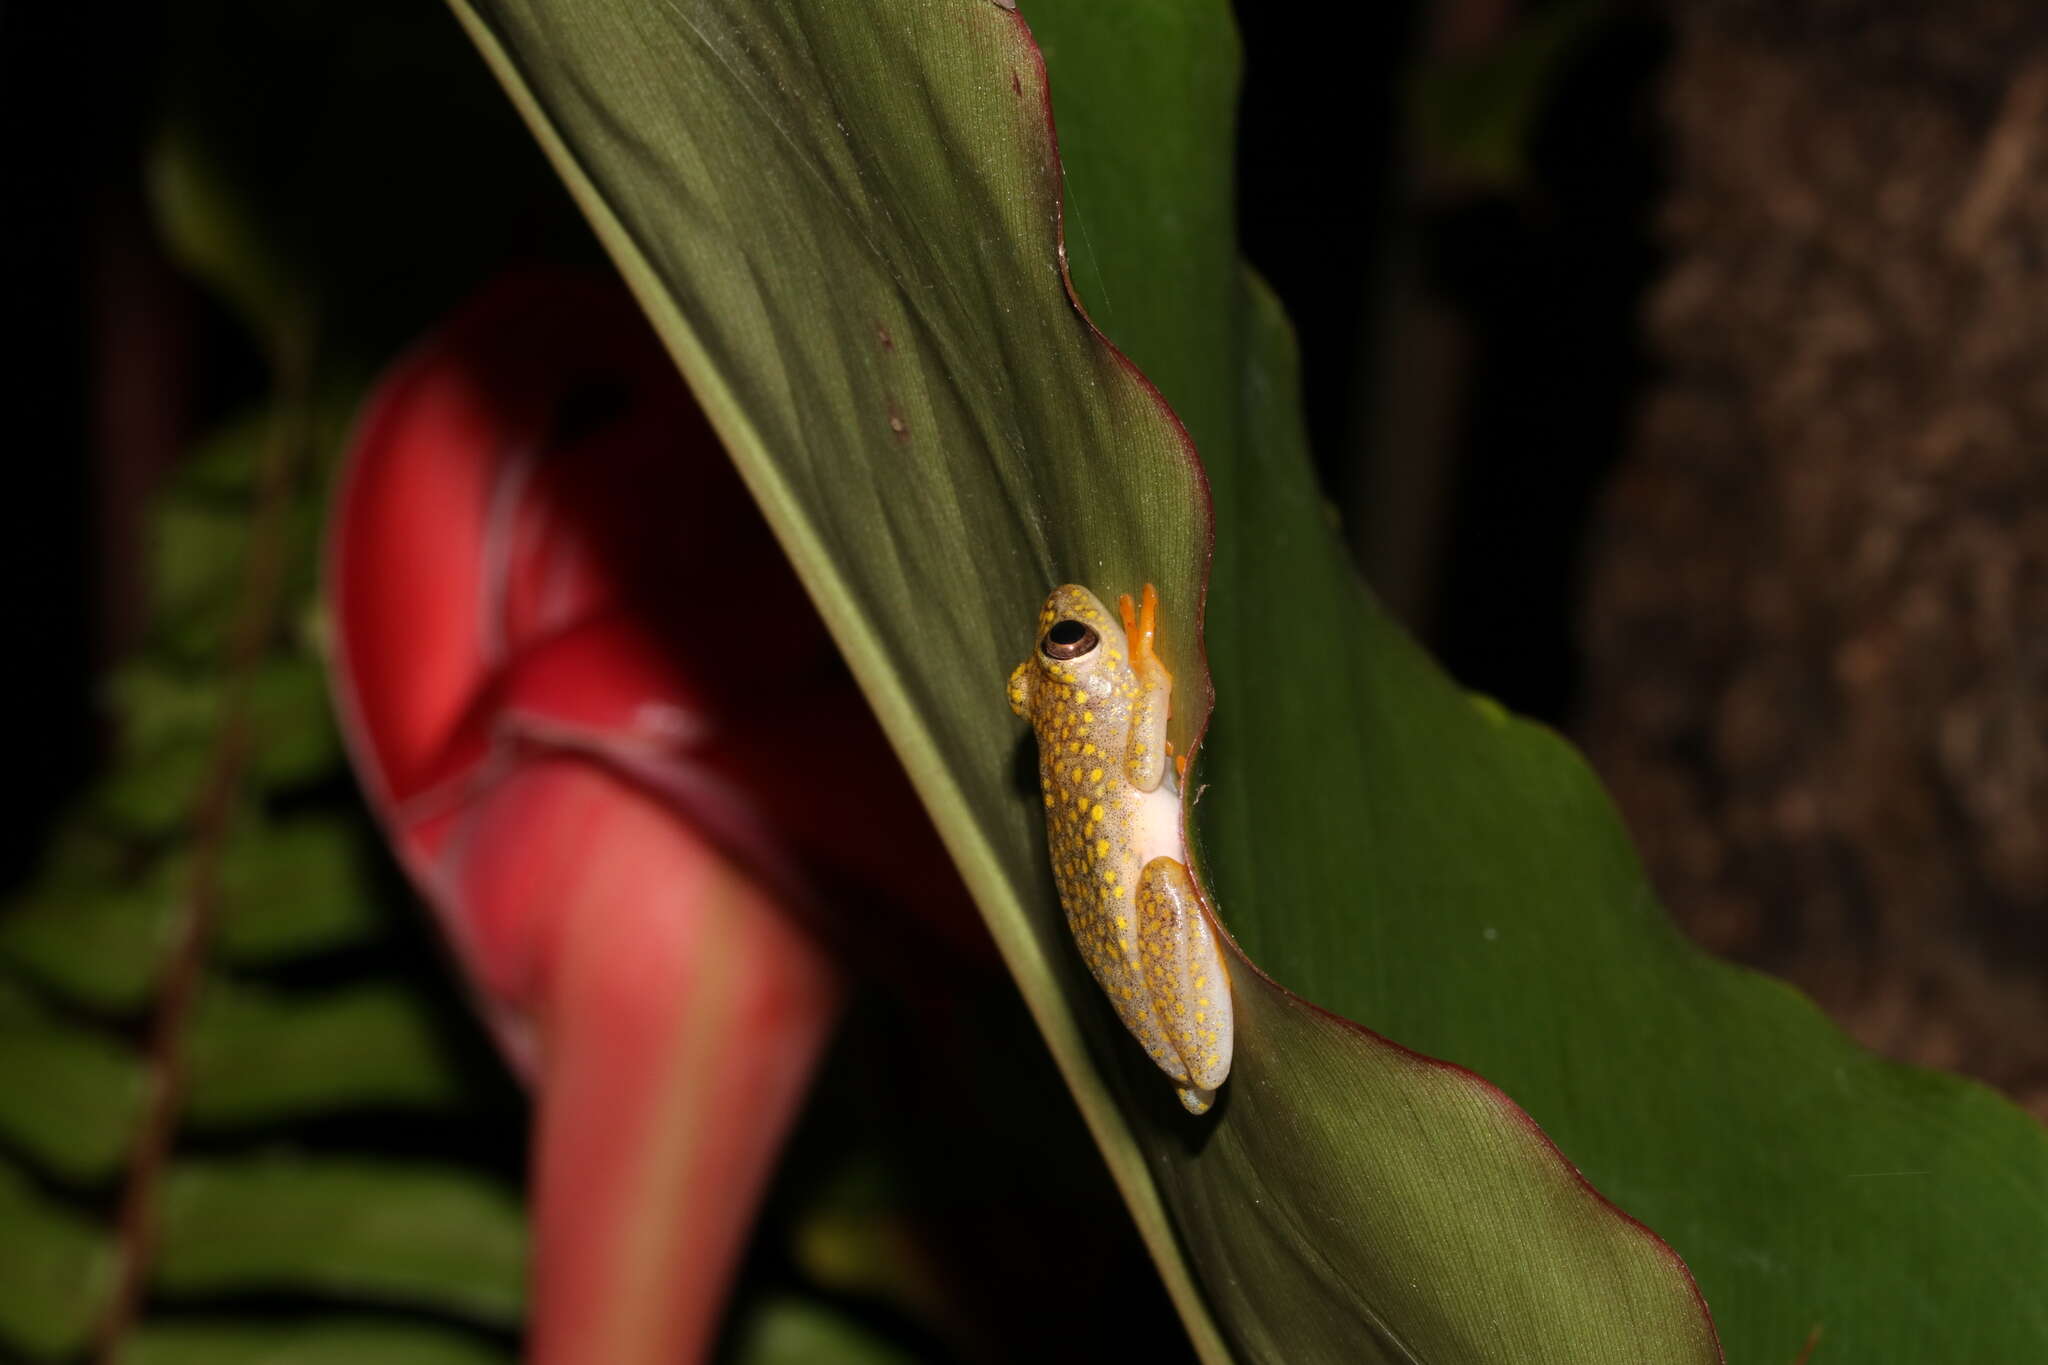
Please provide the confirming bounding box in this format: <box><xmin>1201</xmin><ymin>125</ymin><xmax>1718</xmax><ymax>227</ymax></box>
<box><xmin>1580</xmin><ymin>2</ymin><xmax>2048</xmax><ymax>1117</ymax></box>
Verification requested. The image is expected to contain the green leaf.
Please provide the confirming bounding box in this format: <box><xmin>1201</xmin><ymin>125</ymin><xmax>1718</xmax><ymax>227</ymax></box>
<box><xmin>0</xmin><ymin>1009</ymin><xmax>143</xmax><ymax>1184</ymax></box>
<box><xmin>149</xmin><ymin>117</ymin><xmax>307</xmax><ymax>352</ymax></box>
<box><xmin>188</xmin><ymin>979</ymin><xmax>467</xmax><ymax>1126</ymax></box>
<box><xmin>214</xmin><ymin>817</ymin><xmax>383</xmax><ymax>965</ymax></box>
<box><xmin>448</xmin><ymin>1</ymin><xmax>1722</xmax><ymax>1359</ymax></box>
<box><xmin>149</xmin><ymin>487</ymin><xmax>254</xmax><ymax>658</ymax></box>
<box><xmin>108</xmin><ymin>664</ymin><xmax>226</xmax><ymax>763</ymax></box>
<box><xmin>725</xmin><ymin>1296</ymin><xmax>923</xmax><ymax>1365</ymax></box>
<box><xmin>244</xmin><ymin>654</ymin><xmax>346</xmax><ymax>791</ymax></box>
<box><xmin>120</xmin><ymin>1319</ymin><xmax>512</xmax><ymax>1365</ymax></box>
<box><xmin>0</xmin><ymin>1158</ymin><xmax>115</xmax><ymax>1359</ymax></box>
<box><xmin>91</xmin><ymin>735</ymin><xmax>218</xmax><ymax>839</ymax></box>
<box><xmin>788</xmin><ymin>1158</ymin><xmax>937</xmax><ymax>1321</ymax></box>
<box><xmin>156</xmin><ymin>1156</ymin><xmax>525</xmax><ymax>1324</ymax></box>
<box><xmin>0</xmin><ymin>875</ymin><xmax>176</xmax><ymax>1015</ymax></box>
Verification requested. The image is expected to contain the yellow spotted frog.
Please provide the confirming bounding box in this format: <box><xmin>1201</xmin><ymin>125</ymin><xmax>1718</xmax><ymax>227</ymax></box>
<box><xmin>1008</xmin><ymin>583</ymin><xmax>1233</xmax><ymax>1114</ymax></box>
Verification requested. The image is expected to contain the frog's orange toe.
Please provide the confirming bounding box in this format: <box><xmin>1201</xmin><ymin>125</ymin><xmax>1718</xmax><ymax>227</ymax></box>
<box><xmin>1120</xmin><ymin>583</ymin><xmax>1166</xmax><ymax>677</ymax></box>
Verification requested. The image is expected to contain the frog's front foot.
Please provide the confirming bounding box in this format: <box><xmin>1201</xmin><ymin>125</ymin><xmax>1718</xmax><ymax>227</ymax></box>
<box><xmin>1176</xmin><ymin>1085</ymin><xmax>1216</xmax><ymax>1116</ymax></box>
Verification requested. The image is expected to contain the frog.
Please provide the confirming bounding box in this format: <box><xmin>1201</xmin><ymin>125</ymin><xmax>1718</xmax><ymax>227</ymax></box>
<box><xmin>1007</xmin><ymin>582</ymin><xmax>1233</xmax><ymax>1114</ymax></box>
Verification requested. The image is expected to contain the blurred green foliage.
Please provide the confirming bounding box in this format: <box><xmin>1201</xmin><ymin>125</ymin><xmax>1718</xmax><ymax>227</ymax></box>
<box><xmin>0</xmin><ymin>1</ymin><xmax>547</xmax><ymax>1359</ymax></box>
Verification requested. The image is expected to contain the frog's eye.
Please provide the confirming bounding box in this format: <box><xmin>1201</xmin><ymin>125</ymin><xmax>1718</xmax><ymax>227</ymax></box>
<box><xmin>1041</xmin><ymin>620</ymin><xmax>1100</xmax><ymax>661</ymax></box>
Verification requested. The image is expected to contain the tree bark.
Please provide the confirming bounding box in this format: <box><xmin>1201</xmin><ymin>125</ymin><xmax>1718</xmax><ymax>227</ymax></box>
<box><xmin>1580</xmin><ymin>1</ymin><xmax>2048</xmax><ymax>1116</ymax></box>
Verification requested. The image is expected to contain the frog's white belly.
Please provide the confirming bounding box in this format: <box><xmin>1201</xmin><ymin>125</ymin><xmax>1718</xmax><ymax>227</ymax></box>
<box><xmin>1130</xmin><ymin>775</ymin><xmax>1184</xmax><ymax>868</ymax></box>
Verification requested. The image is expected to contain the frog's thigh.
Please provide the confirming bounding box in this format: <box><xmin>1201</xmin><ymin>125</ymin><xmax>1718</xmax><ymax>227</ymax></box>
<box><xmin>1135</xmin><ymin>857</ymin><xmax>1234</xmax><ymax>1099</ymax></box>
<box><xmin>1064</xmin><ymin>890</ymin><xmax>1183</xmax><ymax>1085</ymax></box>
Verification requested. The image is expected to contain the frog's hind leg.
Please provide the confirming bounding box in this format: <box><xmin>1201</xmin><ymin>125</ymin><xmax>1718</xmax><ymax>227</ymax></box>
<box><xmin>1065</xmin><ymin>893</ymin><xmax>1188</xmax><ymax>1088</ymax></box>
<box><xmin>1134</xmin><ymin>855</ymin><xmax>1233</xmax><ymax>1114</ymax></box>
<box><xmin>1117</xmin><ymin>585</ymin><xmax>1174</xmax><ymax>793</ymax></box>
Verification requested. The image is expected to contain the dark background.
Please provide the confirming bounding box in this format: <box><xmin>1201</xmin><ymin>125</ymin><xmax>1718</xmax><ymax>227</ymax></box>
<box><xmin>3</xmin><ymin>0</ymin><xmax>2044</xmax><ymax>1359</ymax></box>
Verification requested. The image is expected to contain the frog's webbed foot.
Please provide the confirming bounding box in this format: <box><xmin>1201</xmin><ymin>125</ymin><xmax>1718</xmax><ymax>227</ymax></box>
<box><xmin>1135</xmin><ymin>855</ymin><xmax>1233</xmax><ymax>1101</ymax></box>
<box><xmin>1117</xmin><ymin>584</ymin><xmax>1174</xmax><ymax>793</ymax></box>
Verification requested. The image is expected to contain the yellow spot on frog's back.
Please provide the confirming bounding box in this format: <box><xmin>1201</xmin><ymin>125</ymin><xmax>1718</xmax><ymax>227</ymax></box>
<box><xmin>1089</xmin><ymin>803</ymin><xmax>1104</xmax><ymax>822</ymax></box>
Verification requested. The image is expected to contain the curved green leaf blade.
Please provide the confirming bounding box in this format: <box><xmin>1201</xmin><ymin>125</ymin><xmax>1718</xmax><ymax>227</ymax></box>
<box><xmin>1033</xmin><ymin>10</ymin><xmax>2048</xmax><ymax>1365</ymax></box>
<box><xmin>449</xmin><ymin>0</ymin><xmax>1720</xmax><ymax>1359</ymax></box>
<box><xmin>1197</xmin><ymin>288</ymin><xmax>2048</xmax><ymax>1357</ymax></box>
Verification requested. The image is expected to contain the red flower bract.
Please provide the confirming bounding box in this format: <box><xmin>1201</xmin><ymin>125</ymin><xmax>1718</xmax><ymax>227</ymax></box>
<box><xmin>326</xmin><ymin>271</ymin><xmax>973</xmax><ymax>1363</ymax></box>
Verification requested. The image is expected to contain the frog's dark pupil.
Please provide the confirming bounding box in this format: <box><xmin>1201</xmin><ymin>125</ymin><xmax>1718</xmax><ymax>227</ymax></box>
<box><xmin>1042</xmin><ymin>620</ymin><xmax>1099</xmax><ymax>660</ymax></box>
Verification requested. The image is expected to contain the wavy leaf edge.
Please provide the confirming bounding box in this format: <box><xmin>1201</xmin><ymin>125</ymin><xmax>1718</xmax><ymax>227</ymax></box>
<box><xmin>442</xmin><ymin>0</ymin><xmax>1727</xmax><ymax>1357</ymax></box>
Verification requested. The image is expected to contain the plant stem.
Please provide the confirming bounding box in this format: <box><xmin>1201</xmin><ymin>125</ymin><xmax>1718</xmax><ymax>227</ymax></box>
<box><xmin>91</xmin><ymin>328</ymin><xmax>313</xmax><ymax>1364</ymax></box>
